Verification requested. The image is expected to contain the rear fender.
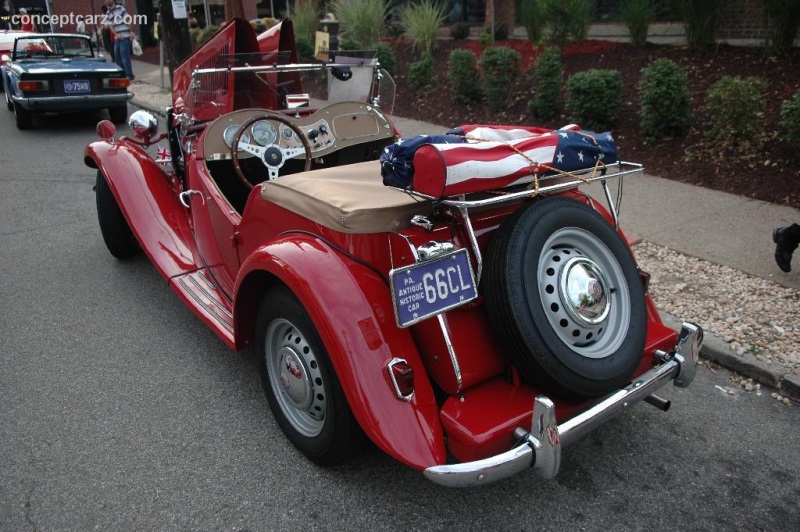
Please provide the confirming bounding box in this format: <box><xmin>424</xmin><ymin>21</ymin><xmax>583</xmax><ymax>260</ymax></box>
<box><xmin>236</xmin><ymin>234</ymin><xmax>446</xmax><ymax>470</ymax></box>
<box><xmin>84</xmin><ymin>140</ymin><xmax>197</xmax><ymax>278</ymax></box>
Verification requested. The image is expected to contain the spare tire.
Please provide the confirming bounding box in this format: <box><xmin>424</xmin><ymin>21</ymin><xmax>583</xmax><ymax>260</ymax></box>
<box><xmin>485</xmin><ymin>196</ymin><xmax>647</xmax><ymax>400</ymax></box>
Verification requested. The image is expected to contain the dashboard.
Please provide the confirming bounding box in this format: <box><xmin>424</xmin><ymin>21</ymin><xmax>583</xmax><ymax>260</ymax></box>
<box><xmin>203</xmin><ymin>102</ymin><xmax>396</xmax><ymax>162</ymax></box>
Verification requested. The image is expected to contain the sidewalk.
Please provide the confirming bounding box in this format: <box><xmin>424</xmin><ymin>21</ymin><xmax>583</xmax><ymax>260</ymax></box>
<box><xmin>127</xmin><ymin>58</ymin><xmax>800</xmax><ymax>400</ymax></box>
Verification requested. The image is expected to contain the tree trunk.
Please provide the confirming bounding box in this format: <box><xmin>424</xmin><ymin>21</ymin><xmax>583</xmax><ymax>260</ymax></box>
<box><xmin>156</xmin><ymin>0</ymin><xmax>194</xmax><ymax>80</ymax></box>
<box><xmin>486</xmin><ymin>0</ymin><xmax>516</xmax><ymax>37</ymax></box>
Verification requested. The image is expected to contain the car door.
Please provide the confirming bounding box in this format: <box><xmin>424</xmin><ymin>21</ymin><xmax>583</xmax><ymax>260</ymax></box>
<box><xmin>185</xmin><ymin>166</ymin><xmax>240</xmax><ymax>299</ymax></box>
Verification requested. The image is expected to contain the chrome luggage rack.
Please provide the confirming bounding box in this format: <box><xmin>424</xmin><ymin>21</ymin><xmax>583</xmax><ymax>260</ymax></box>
<box><xmin>403</xmin><ymin>161</ymin><xmax>645</xmax><ymax>284</ymax></box>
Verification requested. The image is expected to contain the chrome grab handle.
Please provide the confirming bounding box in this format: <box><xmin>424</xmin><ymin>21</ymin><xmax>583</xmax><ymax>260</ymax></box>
<box><xmin>179</xmin><ymin>190</ymin><xmax>203</xmax><ymax>208</ymax></box>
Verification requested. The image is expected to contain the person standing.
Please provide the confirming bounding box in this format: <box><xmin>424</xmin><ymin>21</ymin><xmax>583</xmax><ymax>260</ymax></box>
<box><xmin>19</xmin><ymin>8</ymin><xmax>36</xmax><ymax>32</ymax></box>
<box><xmin>103</xmin><ymin>0</ymin><xmax>134</xmax><ymax>80</ymax></box>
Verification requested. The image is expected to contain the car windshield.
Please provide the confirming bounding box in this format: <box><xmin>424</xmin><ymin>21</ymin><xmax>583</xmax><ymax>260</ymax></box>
<box><xmin>188</xmin><ymin>50</ymin><xmax>396</xmax><ymax>116</ymax></box>
<box><xmin>13</xmin><ymin>35</ymin><xmax>94</xmax><ymax>60</ymax></box>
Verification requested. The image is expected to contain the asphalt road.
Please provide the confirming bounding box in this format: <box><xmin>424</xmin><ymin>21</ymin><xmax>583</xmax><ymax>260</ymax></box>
<box><xmin>1</xmin><ymin>108</ymin><xmax>800</xmax><ymax>531</ymax></box>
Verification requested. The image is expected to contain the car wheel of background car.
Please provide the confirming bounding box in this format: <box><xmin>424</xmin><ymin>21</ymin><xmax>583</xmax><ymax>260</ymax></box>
<box><xmin>485</xmin><ymin>196</ymin><xmax>647</xmax><ymax>400</ymax></box>
<box><xmin>13</xmin><ymin>101</ymin><xmax>31</xmax><ymax>129</ymax></box>
<box><xmin>109</xmin><ymin>104</ymin><xmax>127</xmax><ymax>125</ymax></box>
<box><xmin>255</xmin><ymin>286</ymin><xmax>362</xmax><ymax>465</ymax></box>
<box><xmin>231</xmin><ymin>112</ymin><xmax>312</xmax><ymax>188</ymax></box>
<box><xmin>95</xmin><ymin>171</ymin><xmax>139</xmax><ymax>259</ymax></box>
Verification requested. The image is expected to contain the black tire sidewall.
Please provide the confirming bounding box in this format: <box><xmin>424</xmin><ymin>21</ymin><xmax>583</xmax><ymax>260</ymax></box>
<box><xmin>95</xmin><ymin>171</ymin><xmax>139</xmax><ymax>258</ymax></box>
<box><xmin>492</xmin><ymin>197</ymin><xmax>647</xmax><ymax>398</ymax></box>
<box><xmin>255</xmin><ymin>287</ymin><xmax>359</xmax><ymax>465</ymax></box>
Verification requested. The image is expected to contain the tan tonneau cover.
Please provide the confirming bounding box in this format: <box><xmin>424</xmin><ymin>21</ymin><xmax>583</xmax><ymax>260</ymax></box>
<box><xmin>260</xmin><ymin>161</ymin><xmax>433</xmax><ymax>234</ymax></box>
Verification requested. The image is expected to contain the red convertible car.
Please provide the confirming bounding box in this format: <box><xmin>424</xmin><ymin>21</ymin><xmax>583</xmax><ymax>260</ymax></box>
<box><xmin>84</xmin><ymin>19</ymin><xmax>702</xmax><ymax>487</ymax></box>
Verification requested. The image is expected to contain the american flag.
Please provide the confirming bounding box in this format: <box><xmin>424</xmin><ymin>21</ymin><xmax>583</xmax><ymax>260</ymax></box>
<box><xmin>410</xmin><ymin>124</ymin><xmax>619</xmax><ymax>198</ymax></box>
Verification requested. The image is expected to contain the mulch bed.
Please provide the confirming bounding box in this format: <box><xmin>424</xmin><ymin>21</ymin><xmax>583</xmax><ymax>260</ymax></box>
<box><xmin>390</xmin><ymin>40</ymin><xmax>800</xmax><ymax>209</ymax></box>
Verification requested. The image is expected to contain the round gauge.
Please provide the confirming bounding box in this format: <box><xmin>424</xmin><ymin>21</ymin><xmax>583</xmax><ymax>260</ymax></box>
<box><xmin>282</xmin><ymin>127</ymin><xmax>294</xmax><ymax>140</ymax></box>
<box><xmin>251</xmin><ymin>120</ymin><xmax>277</xmax><ymax>146</ymax></box>
<box><xmin>223</xmin><ymin>124</ymin><xmax>250</xmax><ymax>149</ymax></box>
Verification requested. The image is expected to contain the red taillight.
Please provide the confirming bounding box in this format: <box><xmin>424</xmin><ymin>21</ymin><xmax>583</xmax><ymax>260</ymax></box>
<box><xmin>18</xmin><ymin>80</ymin><xmax>49</xmax><ymax>91</ymax></box>
<box><xmin>103</xmin><ymin>77</ymin><xmax>130</xmax><ymax>89</ymax></box>
<box><xmin>388</xmin><ymin>358</ymin><xmax>414</xmax><ymax>400</ymax></box>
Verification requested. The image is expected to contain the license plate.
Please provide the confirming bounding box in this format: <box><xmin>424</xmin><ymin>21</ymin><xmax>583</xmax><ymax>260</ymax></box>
<box><xmin>64</xmin><ymin>80</ymin><xmax>90</xmax><ymax>93</ymax></box>
<box><xmin>390</xmin><ymin>249</ymin><xmax>478</xmax><ymax>328</ymax></box>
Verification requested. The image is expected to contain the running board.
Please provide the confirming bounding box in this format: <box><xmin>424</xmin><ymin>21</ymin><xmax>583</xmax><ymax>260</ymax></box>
<box><xmin>170</xmin><ymin>269</ymin><xmax>235</xmax><ymax>349</ymax></box>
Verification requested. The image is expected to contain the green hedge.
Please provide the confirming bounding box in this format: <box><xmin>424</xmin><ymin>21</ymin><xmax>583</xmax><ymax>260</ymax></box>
<box><xmin>527</xmin><ymin>46</ymin><xmax>563</xmax><ymax>120</ymax></box>
<box><xmin>480</xmin><ymin>46</ymin><xmax>522</xmax><ymax>112</ymax></box>
<box><xmin>566</xmin><ymin>69</ymin><xmax>622</xmax><ymax>131</ymax></box>
<box><xmin>707</xmin><ymin>76</ymin><xmax>768</xmax><ymax>144</ymax></box>
<box><xmin>448</xmin><ymin>49</ymin><xmax>481</xmax><ymax>105</ymax></box>
<box><xmin>637</xmin><ymin>58</ymin><xmax>691</xmax><ymax>140</ymax></box>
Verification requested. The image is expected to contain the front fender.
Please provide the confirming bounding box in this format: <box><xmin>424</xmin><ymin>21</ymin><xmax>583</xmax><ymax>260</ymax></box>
<box><xmin>236</xmin><ymin>234</ymin><xmax>447</xmax><ymax>470</ymax></box>
<box><xmin>84</xmin><ymin>140</ymin><xmax>197</xmax><ymax>279</ymax></box>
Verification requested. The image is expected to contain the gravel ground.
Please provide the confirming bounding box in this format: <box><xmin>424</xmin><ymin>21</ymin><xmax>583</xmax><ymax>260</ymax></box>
<box><xmin>635</xmin><ymin>240</ymin><xmax>800</xmax><ymax>381</ymax></box>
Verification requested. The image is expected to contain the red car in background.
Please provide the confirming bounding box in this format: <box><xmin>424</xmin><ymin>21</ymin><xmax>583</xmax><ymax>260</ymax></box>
<box><xmin>84</xmin><ymin>18</ymin><xmax>703</xmax><ymax>487</ymax></box>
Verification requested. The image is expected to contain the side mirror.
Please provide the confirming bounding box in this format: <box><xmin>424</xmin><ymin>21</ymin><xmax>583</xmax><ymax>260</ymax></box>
<box><xmin>128</xmin><ymin>110</ymin><xmax>159</xmax><ymax>142</ymax></box>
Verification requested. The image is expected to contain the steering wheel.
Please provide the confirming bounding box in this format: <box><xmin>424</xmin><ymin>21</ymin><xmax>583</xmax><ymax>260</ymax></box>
<box><xmin>231</xmin><ymin>112</ymin><xmax>312</xmax><ymax>189</ymax></box>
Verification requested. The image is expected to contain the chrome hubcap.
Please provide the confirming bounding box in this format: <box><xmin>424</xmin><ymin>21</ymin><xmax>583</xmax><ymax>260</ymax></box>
<box><xmin>266</xmin><ymin>319</ymin><xmax>326</xmax><ymax>437</ymax></box>
<box><xmin>536</xmin><ymin>227</ymin><xmax>630</xmax><ymax>359</ymax></box>
<box><xmin>559</xmin><ymin>257</ymin><xmax>611</xmax><ymax>326</ymax></box>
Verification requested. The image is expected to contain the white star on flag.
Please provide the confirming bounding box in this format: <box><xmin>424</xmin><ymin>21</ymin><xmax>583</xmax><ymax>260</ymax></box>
<box><xmin>556</xmin><ymin>151</ymin><xmax>564</xmax><ymax>163</ymax></box>
<box><xmin>577</xmin><ymin>151</ymin><xmax>584</xmax><ymax>162</ymax></box>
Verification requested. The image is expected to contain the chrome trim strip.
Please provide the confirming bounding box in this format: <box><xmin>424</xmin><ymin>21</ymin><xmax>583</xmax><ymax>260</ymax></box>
<box><xmin>458</xmin><ymin>205</ymin><xmax>483</xmax><ymax>284</ymax></box>
<box><xmin>437</xmin><ymin>314</ymin><xmax>463</xmax><ymax>394</ymax></box>
<box><xmin>423</xmin><ymin>322</ymin><xmax>703</xmax><ymax>487</ymax></box>
<box><xmin>600</xmin><ymin>178</ymin><xmax>620</xmax><ymax>230</ymax></box>
<box><xmin>176</xmin><ymin>277</ymin><xmax>234</xmax><ymax>332</ymax></box>
<box><xmin>186</xmin><ymin>274</ymin><xmax>233</xmax><ymax>319</ymax></box>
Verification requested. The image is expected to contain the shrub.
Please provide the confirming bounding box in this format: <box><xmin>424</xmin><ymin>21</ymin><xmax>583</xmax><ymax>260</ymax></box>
<box><xmin>566</xmin><ymin>69</ymin><xmax>622</xmax><ymax>131</ymax></box>
<box><xmin>706</xmin><ymin>76</ymin><xmax>768</xmax><ymax>144</ymax></box>
<box><xmin>338</xmin><ymin>37</ymin><xmax>359</xmax><ymax>51</ymax></box>
<box><xmin>520</xmin><ymin>0</ymin><xmax>543</xmax><ymax>42</ymax></box>
<box><xmin>637</xmin><ymin>58</ymin><xmax>691</xmax><ymax>140</ymax></box>
<box><xmin>527</xmin><ymin>46</ymin><xmax>563</xmax><ymax>120</ymax></box>
<box><xmin>480</xmin><ymin>46</ymin><xmax>522</xmax><ymax>112</ymax></box>
<box><xmin>479</xmin><ymin>29</ymin><xmax>492</xmax><ymax>47</ymax></box>
<box><xmin>620</xmin><ymin>0</ymin><xmax>656</xmax><ymax>47</ymax></box>
<box><xmin>764</xmin><ymin>0</ymin><xmax>800</xmax><ymax>53</ymax></box>
<box><xmin>447</xmin><ymin>49</ymin><xmax>481</xmax><ymax>105</ymax></box>
<box><xmin>295</xmin><ymin>38</ymin><xmax>315</xmax><ymax>62</ymax></box>
<box><xmin>450</xmin><ymin>21</ymin><xmax>470</xmax><ymax>41</ymax></box>
<box><xmin>780</xmin><ymin>91</ymin><xmax>800</xmax><ymax>141</ymax></box>
<box><xmin>288</xmin><ymin>0</ymin><xmax>320</xmax><ymax>47</ymax></box>
<box><xmin>541</xmin><ymin>0</ymin><xmax>596</xmax><ymax>43</ymax></box>
<box><xmin>194</xmin><ymin>25</ymin><xmax>219</xmax><ymax>47</ymax></box>
<box><xmin>408</xmin><ymin>51</ymin><xmax>434</xmax><ymax>89</ymax></box>
<box><xmin>331</xmin><ymin>0</ymin><xmax>388</xmax><ymax>49</ymax></box>
<box><xmin>400</xmin><ymin>0</ymin><xmax>448</xmax><ymax>54</ymax></box>
<box><xmin>673</xmin><ymin>0</ymin><xmax>723</xmax><ymax>49</ymax></box>
<box><xmin>374</xmin><ymin>42</ymin><xmax>396</xmax><ymax>75</ymax></box>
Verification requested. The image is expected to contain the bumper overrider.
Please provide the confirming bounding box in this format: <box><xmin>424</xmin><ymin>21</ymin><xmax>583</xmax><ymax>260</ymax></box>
<box><xmin>424</xmin><ymin>322</ymin><xmax>703</xmax><ymax>487</ymax></box>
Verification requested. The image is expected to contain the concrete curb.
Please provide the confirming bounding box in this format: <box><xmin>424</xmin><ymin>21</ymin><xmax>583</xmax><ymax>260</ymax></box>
<box><xmin>661</xmin><ymin>314</ymin><xmax>798</xmax><ymax>401</ymax></box>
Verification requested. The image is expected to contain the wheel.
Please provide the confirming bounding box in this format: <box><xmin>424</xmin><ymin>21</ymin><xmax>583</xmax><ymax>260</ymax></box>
<box><xmin>255</xmin><ymin>286</ymin><xmax>362</xmax><ymax>465</ymax></box>
<box><xmin>13</xmin><ymin>101</ymin><xmax>31</xmax><ymax>129</ymax></box>
<box><xmin>95</xmin><ymin>171</ymin><xmax>139</xmax><ymax>258</ymax></box>
<box><xmin>485</xmin><ymin>196</ymin><xmax>647</xmax><ymax>400</ymax></box>
<box><xmin>109</xmin><ymin>104</ymin><xmax>127</xmax><ymax>124</ymax></box>
<box><xmin>231</xmin><ymin>112</ymin><xmax>312</xmax><ymax>188</ymax></box>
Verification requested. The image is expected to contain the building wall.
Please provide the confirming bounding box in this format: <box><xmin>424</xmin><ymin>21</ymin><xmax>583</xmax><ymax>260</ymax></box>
<box><xmin>717</xmin><ymin>0</ymin><xmax>766</xmax><ymax>41</ymax></box>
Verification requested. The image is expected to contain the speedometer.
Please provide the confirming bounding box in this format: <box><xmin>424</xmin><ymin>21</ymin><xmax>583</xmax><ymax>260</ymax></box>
<box><xmin>223</xmin><ymin>124</ymin><xmax>251</xmax><ymax>149</ymax></box>
<box><xmin>251</xmin><ymin>120</ymin><xmax>277</xmax><ymax>146</ymax></box>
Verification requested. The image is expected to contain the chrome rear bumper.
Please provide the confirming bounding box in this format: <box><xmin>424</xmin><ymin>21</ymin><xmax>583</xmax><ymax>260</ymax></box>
<box><xmin>423</xmin><ymin>322</ymin><xmax>703</xmax><ymax>487</ymax></box>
